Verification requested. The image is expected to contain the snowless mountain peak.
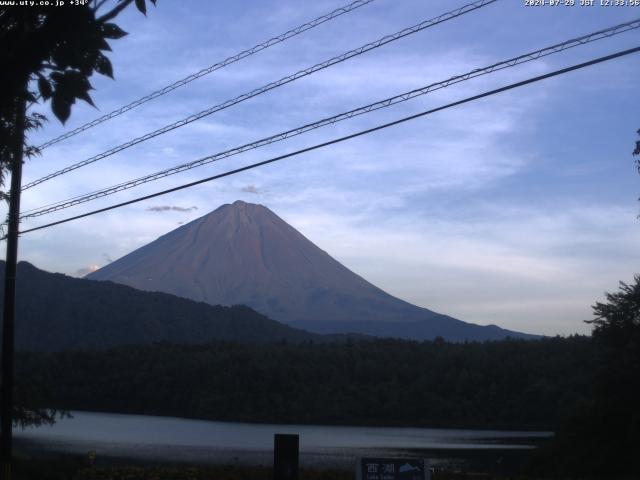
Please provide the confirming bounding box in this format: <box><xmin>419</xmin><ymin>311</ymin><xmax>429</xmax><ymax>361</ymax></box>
<box><xmin>87</xmin><ymin>201</ymin><xmax>537</xmax><ymax>341</ymax></box>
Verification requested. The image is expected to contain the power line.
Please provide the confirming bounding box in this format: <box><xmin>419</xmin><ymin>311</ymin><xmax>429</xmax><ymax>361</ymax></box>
<box><xmin>19</xmin><ymin>18</ymin><xmax>640</xmax><ymax>219</ymax></box>
<box><xmin>35</xmin><ymin>0</ymin><xmax>378</xmax><ymax>151</ymax></box>
<box><xmin>14</xmin><ymin>45</ymin><xmax>640</xmax><ymax>238</ymax></box>
<box><xmin>22</xmin><ymin>0</ymin><xmax>497</xmax><ymax>191</ymax></box>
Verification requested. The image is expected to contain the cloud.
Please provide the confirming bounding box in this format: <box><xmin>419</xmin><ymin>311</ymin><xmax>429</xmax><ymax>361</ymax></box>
<box><xmin>7</xmin><ymin>1</ymin><xmax>637</xmax><ymax>339</ymax></box>
<box><xmin>272</xmin><ymin>199</ymin><xmax>640</xmax><ymax>337</ymax></box>
<box><xmin>146</xmin><ymin>205</ymin><xmax>199</xmax><ymax>213</ymax></box>
<box><xmin>103</xmin><ymin>253</ymin><xmax>113</xmax><ymax>263</ymax></box>
<box><xmin>74</xmin><ymin>265</ymin><xmax>99</xmax><ymax>277</ymax></box>
<box><xmin>241</xmin><ymin>185</ymin><xmax>260</xmax><ymax>194</ymax></box>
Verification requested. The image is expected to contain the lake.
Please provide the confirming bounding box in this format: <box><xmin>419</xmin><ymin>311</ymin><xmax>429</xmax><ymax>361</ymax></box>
<box><xmin>15</xmin><ymin>411</ymin><xmax>553</xmax><ymax>469</ymax></box>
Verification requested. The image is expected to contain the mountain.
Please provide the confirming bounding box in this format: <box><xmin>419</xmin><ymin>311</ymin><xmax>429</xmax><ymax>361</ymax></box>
<box><xmin>0</xmin><ymin>261</ymin><xmax>326</xmax><ymax>352</ymax></box>
<box><xmin>88</xmin><ymin>201</ymin><xmax>537</xmax><ymax>341</ymax></box>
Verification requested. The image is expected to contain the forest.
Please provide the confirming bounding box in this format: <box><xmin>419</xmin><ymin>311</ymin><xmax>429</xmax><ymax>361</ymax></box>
<box><xmin>17</xmin><ymin>335</ymin><xmax>594</xmax><ymax>430</ymax></box>
<box><xmin>11</xmin><ymin>275</ymin><xmax>640</xmax><ymax>477</ymax></box>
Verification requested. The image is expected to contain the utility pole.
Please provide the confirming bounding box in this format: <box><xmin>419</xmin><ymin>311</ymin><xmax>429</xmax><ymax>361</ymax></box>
<box><xmin>1</xmin><ymin>92</ymin><xmax>26</xmax><ymax>480</ymax></box>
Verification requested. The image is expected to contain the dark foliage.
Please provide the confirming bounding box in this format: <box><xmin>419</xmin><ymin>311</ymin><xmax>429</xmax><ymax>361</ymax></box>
<box><xmin>533</xmin><ymin>276</ymin><xmax>640</xmax><ymax>478</ymax></box>
<box><xmin>0</xmin><ymin>0</ymin><xmax>155</xmax><ymax>196</ymax></box>
<box><xmin>17</xmin><ymin>336</ymin><xmax>594</xmax><ymax>430</ymax></box>
<box><xmin>1</xmin><ymin>0</ymin><xmax>156</xmax><ymax>429</ymax></box>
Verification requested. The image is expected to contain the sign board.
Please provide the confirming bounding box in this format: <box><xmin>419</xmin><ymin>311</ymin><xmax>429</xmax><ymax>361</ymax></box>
<box><xmin>357</xmin><ymin>458</ymin><xmax>430</xmax><ymax>480</ymax></box>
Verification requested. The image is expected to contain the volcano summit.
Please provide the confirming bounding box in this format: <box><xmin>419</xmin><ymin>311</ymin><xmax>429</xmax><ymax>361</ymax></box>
<box><xmin>87</xmin><ymin>201</ymin><xmax>535</xmax><ymax>341</ymax></box>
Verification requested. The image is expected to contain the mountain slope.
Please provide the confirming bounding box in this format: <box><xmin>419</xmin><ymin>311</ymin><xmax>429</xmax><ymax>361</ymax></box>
<box><xmin>0</xmin><ymin>261</ymin><xmax>323</xmax><ymax>352</ymax></box>
<box><xmin>87</xmin><ymin>201</ymin><xmax>536</xmax><ymax>341</ymax></box>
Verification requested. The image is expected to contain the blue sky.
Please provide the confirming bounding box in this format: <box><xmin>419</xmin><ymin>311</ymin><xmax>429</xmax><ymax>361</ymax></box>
<box><xmin>5</xmin><ymin>0</ymin><xmax>640</xmax><ymax>336</ymax></box>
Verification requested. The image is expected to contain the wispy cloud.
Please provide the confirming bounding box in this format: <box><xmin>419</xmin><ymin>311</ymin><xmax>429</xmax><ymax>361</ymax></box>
<box><xmin>146</xmin><ymin>205</ymin><xmax>198</xmax><ymax>213</ymax></box>
<box><xmin>4</xmin><ymin>0</ymin><xmax>637</xmax><ymax>337</ymax></box>
<box><xmin>241</xmin><ymin>185</ymin><xmax>260</xmax><ymax>194</ymax></box>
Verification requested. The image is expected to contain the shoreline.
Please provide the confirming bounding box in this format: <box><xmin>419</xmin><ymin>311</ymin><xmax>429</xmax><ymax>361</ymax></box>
<box><xmin>16</xmin><ymin>439</ymin><xmax>539</xmax><ymax>474</ymax></box>
<box><xmin>33</xmin><ymin>407</ymin><xmax>559</xmax><ymax>433</ymax></box>
<box><xmin>14</xmin><ymin>411</ymin><xmax>551</xmax><ymax>475</ymax></box>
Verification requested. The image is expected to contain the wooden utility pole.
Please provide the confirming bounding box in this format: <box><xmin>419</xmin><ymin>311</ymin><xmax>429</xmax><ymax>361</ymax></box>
<box><xmin>1</xmin><ymin>93</ymin><xmax>26</xmax><ymax>480</ymax></box>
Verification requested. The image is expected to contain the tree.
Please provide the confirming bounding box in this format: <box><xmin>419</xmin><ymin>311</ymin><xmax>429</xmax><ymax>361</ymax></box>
<box><xmin>0</xmin><ymin>0</ymin><xmax>156</xmax><ymax>197</ymax></box>
<box><xmin>589</xmin><ymin>276</ymin><xmax>640</xmax><ymax>335</ymax></box>
<box><xmin>586</xmin><ymin>276</ymin><xmax>640</xmax><ymax>475</ymax></box>
<box><xmin>1</xmin><ymin>2</ymin><xmax>156</xmax><ymax>476</ymax></box>
<box><xmin>535</xmin><ymin>277</ymin><xmax>640</xmax><ymax>478</ymax></box>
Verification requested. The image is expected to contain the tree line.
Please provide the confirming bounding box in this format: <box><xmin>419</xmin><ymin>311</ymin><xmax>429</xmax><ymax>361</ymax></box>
<box><xmin>16</xmin><ymin>335</ymin><xmax>594</xmax><ymax>430</ymax></box>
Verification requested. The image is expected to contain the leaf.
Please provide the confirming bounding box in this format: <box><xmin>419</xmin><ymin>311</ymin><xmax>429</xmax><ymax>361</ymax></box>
<box><xmin>135</xmin><ymin>0</ymin><xmax>146</xmax><ymax>15</ymax></box>
<box><xmin>25</xmin><ymin>113</ymin><xmax>46</xmax><ymax>131</ymax></box>
<box><xmin>25</xmin><ymin>90</ymin><xmax>37</xmax><ymax>103</ymax></box>
<box><xmin>76</xmin><ymin>90</ymin><xmax>96</xmax><ymax>108</ymax></box>
<box><xmin>32</xmin><ymin>112</ymin><xmax>47</xmax><ymax>122</ymax></box>
<box><xmin>98</xmin><ymin>37</ymin><xmax>112</xmax><ymax>51</ymax></box>
<box><xmin>52</xmin><ymin>71</ymin><xmax>79</xmax><ymax>101</ymax></box>
<box><xmin>63</xmin><ymin>71</ymin><xmax>95</xmax><ymax>107</ymax></box>
<box><xmin>95</xmin><ymin>53</ymin><xmax>113</xmax><ymax>79</ymax></box>
<box><xmin>24</xmin><ymin>145</ymin><xmax>42</xmax><ymax>159</ymax></box>
<box><xmin>51</xmin><ymin>96</ymin><xmax>72</xmax><ymax>124</ymax></box>
<box><xmin>49</xmin><ymin>71</ymin><xmax>65</xmax><ymax>83</ymax></box>
<box><xmin>50</xmin><ymin>70</ymin><xmax>96</xmax><ymax>117</ymax></box>
<box><xmin>101</xmin><ymin>22</ymin><xmax>128</xmax><ymax>39</ymax></box>
<box><xmin>78</xmin><ymin>51</ymin><xmax>98</xmax><ymax>76</ymax></box>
